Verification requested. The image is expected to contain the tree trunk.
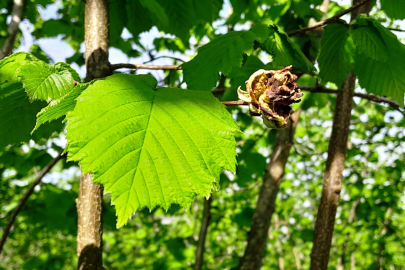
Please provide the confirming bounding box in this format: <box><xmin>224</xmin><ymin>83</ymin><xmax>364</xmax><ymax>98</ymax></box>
<box><xmin>310</xmin><ymin>2</ymin><xmax>371</xmax><ymax>269</ymax></box>
<box><xmin>77</xmin><ymin>0</ymin><xmax>111</xmax><ymax>269</ymax></box>
<box><xmin>239</xmin><ymin>110</ymin><xmax>300</xmax><ymax>270</ymax></box>
<box><xmin>194</xmin><ymin>196</ymin><xmax>213</xmax><ymax>270</ymax></box>
<box><xmin>0</xmin><ymin>0</ymin><xmax>24</xmax><ymax>59</ymax></box>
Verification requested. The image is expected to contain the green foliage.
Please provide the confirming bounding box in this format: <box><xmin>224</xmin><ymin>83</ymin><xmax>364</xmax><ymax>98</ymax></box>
<box><xmin>0</xmin><ymin>53</ymin><xmax>65</xmax><ymax>149</ymax></box>
<box><xmin>318</xmin><ymin>23</ymin><xmax>354</xmax><ymax>86</ymax></box>
<box><xmin>222</xmin><ymin>55</ymin><xmax>272</xmax><ymax>101</ymax></box>
<box><xmin>66</xmin><ymin>74</ymin><xmax>239</xmax><ymax>227</ymax></box>
<box><xmin>380</xmin><ymin>0</ymin><xmax>405</xmax><ymax>19</ymax></box>
<box><xmin>182</xmin><ymin>24</ymin><xmax>268</xmax><ymax>91</ymax></box>
<box><xmin>19</xmin><ymin>61</ymin><xmax>75</xmax><ymax>102</ymax></box>
<box><xmin>352</xmin><ymin>17</ymin><xmax>405</xmax><ymax>106</ymax></box>
<box><xmin>33</xmin><ymin>82</ymin><xmax>92</xmax><ymax>132</ymax></box>
<box><xmin>263</xmin><ymin>24</ymin><xmax>316</xmax><ymax>72</ymax></box>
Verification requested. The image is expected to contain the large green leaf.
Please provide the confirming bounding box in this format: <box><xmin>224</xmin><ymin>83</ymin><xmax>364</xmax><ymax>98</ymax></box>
<box><xmin>352</xmin><ymin>17</ymin><xmax>405</xmax><ymax>107</ymax></box>
<box><xmin>18</xmin><ymin>61</ymin><xmax>75</xmax><ymax>102</ymax></box>
<box><xmin>33</xmin><ymin>83</ymin><xmax>92</xmax><ymax>132</ymax></box>
<box><xmin>182</xmin><ymin>25</ymin><xmax>268</xmax><ymax>91</ymax></box>
<box><xmin>263</xmin><ymin>24</ymin><xmax>315</xmax><ymax>72</ymax></box>
<box><xmin>380</xmin><ymin>0</ymin><xmax>405</xmax><ymax>19</ymax></box>
<box><xmin>317</xmin><ymin>23</ymin><xmax>354</xmax><ymax>86</ymax></box>
<box><xmin>66</xmin><ymin>74</ymin><xmax>239</xmax><ymax>227</ymax></box>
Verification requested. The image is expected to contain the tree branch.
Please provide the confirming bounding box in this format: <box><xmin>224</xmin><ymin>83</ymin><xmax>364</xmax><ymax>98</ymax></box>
<box><xmin>0</xmin><ymin>0</ymin><xmax>24</xmax><ymax>59</ymax></box>
<box><xmin>0</xmin><ymin>152</ymin><xmax>66</xmax><ymax>255</ymax></box>
<box><xmin>194</xmin><ymin>196</ymin><xmax>212</xmax><ymax>270</ymax></box>
<box><xmin>221</xmin><ymin>87</ymin><xmax>403</xmax><ymax>115</ymax></box>
<box><xmin>300</xmin><ymin>86</ymin><xmax>404</xmax><ymax>115</ymax></box>
<box><xmin>110</xmin><ymin>63</ymin><xmax>181</xmax><ymax>71</ymax></box>
<box><xmin>288</xmin><ymin>0</ymin><xmax>372</xmax><ymax>36</ymax></box>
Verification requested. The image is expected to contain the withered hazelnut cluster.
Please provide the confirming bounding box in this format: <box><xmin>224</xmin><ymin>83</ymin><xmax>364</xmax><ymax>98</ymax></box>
<box><xmin>237</xmin><ymin>65</ymin><xmax>303</xmax><ymax>129</ymax></box>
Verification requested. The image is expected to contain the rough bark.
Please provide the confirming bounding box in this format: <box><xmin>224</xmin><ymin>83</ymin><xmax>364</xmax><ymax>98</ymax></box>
<box><xmin>0</xmin><ymin>0</ymin><xmax>24</xmax><ymax>59</ymax></box>
<box><xmin>84</xmin><ymin>0</ymin><xmax>111</xmax><ymax>82</ymax></box>
<box><xmin>239</xmin><ymin>110</ymin><xmax>300</xmax><ymax>270</ymax></box>
<box><xmin>309</xmin><ymin>71</ymin><xmax>356</xmax><ymax>270</ymax></box>
<box><xmin>194</xmin><ymin>196</ymin><xmax>213</xmax><ymax>270</ymax></box>
<box><xmin>310</xmin><ymin>2</ymin><xmax>371</xmax><ymax>269</ymax></box>
<box><xmin>77</xmin><ymin>0</ymin><xmax>111</xmax><ymax>269</ymax></box>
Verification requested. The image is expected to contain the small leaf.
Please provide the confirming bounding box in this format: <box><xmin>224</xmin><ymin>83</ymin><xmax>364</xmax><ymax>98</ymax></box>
<box><xmin>19</xmin><ymin>61</ymin><xmax>75</xmax><ymax>102</ymax></box>
<box><xmin>33</xmin><ymin>83</ymin><xmax>92</xmax><ymax>132</ymax></box>
<box><xmin>263</xmin><ymin>24</ymin><xmax>315</xmax><ymax>72</ymax></box>
<box><xmin>317</xmin><ymin>23</ymin><xmax>354</xmax><ymax>86</ymax></box>
<box><xmin>0</xmin><ymin>52</ymin><xmax>39</xmax><ymax>84</ymax></box>
<box><xmin>182</xmin><ymin>26</ymin><xmax>267</xmax><ymax>91</ymax></box>
<box><xmin>66</xmin><ymin>74</ymin><xmax>239</xmax><ymax>227</ymax></box>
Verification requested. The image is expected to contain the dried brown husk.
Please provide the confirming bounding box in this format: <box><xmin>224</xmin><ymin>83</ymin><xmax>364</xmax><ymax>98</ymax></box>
<box><xmin>237</xmin><ymin>65</ymin><xmax>303</xmax><ymax>129</ymax></box>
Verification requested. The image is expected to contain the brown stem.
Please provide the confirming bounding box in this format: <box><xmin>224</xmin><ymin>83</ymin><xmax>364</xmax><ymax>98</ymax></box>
<box><xmin>110</xmin><ymin>63</ymin><xmax>181</xmax><ymax>71</ymax></box>
<box><xmin>0</xmin><ymin>152</ymin><xmax>66</xmax><ymax>255</ymax></box>
<box><xmin>288</xmin><ymin>0</ymin><xmax>372</xmax><ymax>36</ymax></box>
<box><xmin>194</xmin><ymin>196</ymin><xmax>213</xmax><ymax>270</ymax></box>
<box><xmin>239</xmin><ymin>110</ymin><xmax>301</xmax><ymax>270</ymax></box>
<box><xmin>78</xmin><ymin>0</ymin><xmax>111</xmax><ymax>269</ymax></box>
<box><xmin>0</xmin><ymin>0</ymin><xmax>24</xmax><ymax>59</ymax></box>
<box><xmin>310</xmin><ymin>1</ymin><xmax>372</xmax><ymax>266</ymax></box>
<box><xmin>221</xmin><ymin>100</ymin><xmax>246</xmax><ymax>106</ymax></box>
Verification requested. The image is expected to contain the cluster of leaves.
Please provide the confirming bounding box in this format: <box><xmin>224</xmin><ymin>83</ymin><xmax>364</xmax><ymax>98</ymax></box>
<box><xmin>318</xmin><ymin>16</ymin><xmax>405</xmax><ymax>106</ymax></box>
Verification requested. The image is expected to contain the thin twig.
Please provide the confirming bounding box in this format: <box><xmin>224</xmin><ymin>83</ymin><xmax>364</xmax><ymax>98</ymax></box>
<box><xmin>221</xmin><ymin>100</ymin><xmax>246</xmax><ymax>106</ymax></box>
<box><xmin>301</xmin><ymin>86</ymin><xmax>404</xmax><ymax>115</ymax></box>
<box><xmin>387</xmin><ymin>28</ymin><xmax>405</xmax><ymax>32</ymax></box>
<box><xmin>194</xmin><ymin>196</ymin><xmax>212</xmax><ymax>270</ymax></box>
<box><xmin>288</xmin><ymin>0</ymin><xmax>372</xmax><ymax>36</ymax></box>
<box><xmin>0</xmin><ymin>152</ymin><xmax>66</xmax><ymax>255</ymax></box>
<box><xmin>0</xmin><ymin>0</ymin><xmax>24</xmax><ymax>59</ymax></box>
<box><xmin>110</xmin><ymin>63</ymin><xmax>181</xmax><ymax>71</ymax></box>
<box><xmin>143</xmin><ymin>56</ymin><xmax>185</xmax><ymax>64</ymax></box>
